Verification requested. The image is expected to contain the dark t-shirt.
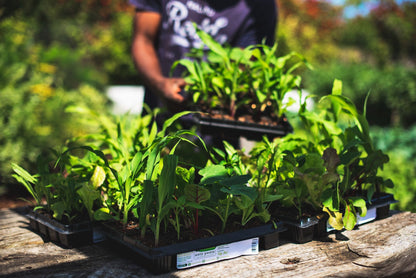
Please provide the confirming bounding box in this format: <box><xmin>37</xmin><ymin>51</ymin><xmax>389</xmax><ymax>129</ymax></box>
<box><xmin>130</xmin><ymin>0</ymin><xmax>277</xmax><ymax>108</ymax></box>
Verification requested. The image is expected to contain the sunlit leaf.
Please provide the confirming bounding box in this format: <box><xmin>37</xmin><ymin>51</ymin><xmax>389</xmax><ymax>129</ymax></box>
<box><xmin>323</xmin><ymin>206</ymin><xmax>344</xmax><ymax>230</ymax></box>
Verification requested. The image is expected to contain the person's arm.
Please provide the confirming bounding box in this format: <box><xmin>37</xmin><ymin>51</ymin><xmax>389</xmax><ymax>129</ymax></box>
<box><xmin>131</xmin><ymin>11</ymin><xmax>186</xmax><ymax>111</ymax></box>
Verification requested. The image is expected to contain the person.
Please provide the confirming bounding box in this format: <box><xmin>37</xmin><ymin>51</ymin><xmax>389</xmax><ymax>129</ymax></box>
<box><xmin>129</xmin><ymin>0</ymin><xmax>278</xmax><ymax>114</ymax></box>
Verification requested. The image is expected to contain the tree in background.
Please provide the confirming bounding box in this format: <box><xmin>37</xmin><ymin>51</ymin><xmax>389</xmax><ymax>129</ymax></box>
<box><xmin>0</xmin><ymin>1</ymin><xmax>130</xmax><ymax>186</ymax></box>
<box><xmin>283</xmin><ymin>0</ymin><xmax>416</xmax><ymax>127</ymax></box>
<box><xmin>336</xmin><ymin>0</ymin><xmax>416</xmax><ymax>66</ymax></box>
<box><xmin>277</xmin><ymin>0</ymin><xmax>354</xmax><ymax>65</ymax></box>
<box><xmin>0</xmin><ymin>0</ymin><xmax>137</xmax><ymax>88</ymax></box>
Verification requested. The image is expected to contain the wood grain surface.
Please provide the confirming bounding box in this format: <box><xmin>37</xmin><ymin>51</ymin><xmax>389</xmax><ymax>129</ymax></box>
<box><xmin>1</xmin><ymin>207</ymin><xmax>415</xmax><ymax>278</ymax></box>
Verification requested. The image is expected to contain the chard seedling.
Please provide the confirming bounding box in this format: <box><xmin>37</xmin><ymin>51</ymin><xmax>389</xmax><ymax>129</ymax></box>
<box><xmin>184</xmin><ymin>183</ymin><xmax>211</xmax><ymax>234</ymax></box>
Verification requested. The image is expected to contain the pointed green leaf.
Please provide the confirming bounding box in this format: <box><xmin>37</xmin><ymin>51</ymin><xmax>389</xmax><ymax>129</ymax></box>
<box><xmin>196</xmin><ymin>28</ymin><xmax>228</xmax><ymax>57</ymax></box>
<box><xmin>158</xmin><ymin>155</ymin><xmax>178</xmax><ymax>211</ymax></box>
<box><xmin>159</xmin><ymin>111</ymin><xmax>193</xmax><ymax>137</ymax></box>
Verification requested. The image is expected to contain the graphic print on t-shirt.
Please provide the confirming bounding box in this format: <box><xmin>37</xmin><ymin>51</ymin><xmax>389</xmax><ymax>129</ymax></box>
<box><xmin>163</xmin><ymin>0</ymin><xmax>229</xmax><ymax>49</ymax></box>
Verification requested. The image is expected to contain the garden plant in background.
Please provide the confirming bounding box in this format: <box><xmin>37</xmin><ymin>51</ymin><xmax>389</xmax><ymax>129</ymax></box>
<box><xmin>0</xmin><ymin>14</ymin><xmax>110</xmax><ymax>188</ymax></box>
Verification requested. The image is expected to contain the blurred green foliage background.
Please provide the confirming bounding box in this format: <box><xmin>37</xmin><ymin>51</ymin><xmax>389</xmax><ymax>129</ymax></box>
<box><xmin>0</xmin><ymin>0</ymin><xmax>415</xmax><ymax>212</ymax></box>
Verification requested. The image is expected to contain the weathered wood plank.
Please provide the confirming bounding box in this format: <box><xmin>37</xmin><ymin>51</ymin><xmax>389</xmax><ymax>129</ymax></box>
<box><xmin>1</xmin><ymin>208</ymin><xmax>415</xmax><ymax>277</ymax></box>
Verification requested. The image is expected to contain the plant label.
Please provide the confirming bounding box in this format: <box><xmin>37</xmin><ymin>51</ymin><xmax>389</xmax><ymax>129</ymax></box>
<box><xmin>176</xmin><ymin>237</ymin><xmax>259</xmax><ymax>269</ymax></box>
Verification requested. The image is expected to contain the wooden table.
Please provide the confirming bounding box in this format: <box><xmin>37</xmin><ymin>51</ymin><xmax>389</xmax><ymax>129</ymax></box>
<box><xmin>1</xmin><ymin>207</ymin><xmax>416</xmax><ymax>278</ymax></box>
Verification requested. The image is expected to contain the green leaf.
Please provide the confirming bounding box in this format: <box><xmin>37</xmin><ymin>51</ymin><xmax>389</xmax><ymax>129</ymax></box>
<box><xmin>159</xmin><ymin>111</ymin><xmax>193</xmax><ymax>137</ymax></box>
<box><xmin>196</xmin><ymin>27</ymin><xmax>228</xmax><ymax>57</ymax></box>
<box><xmin>51</xmin><ymin>201</ymin><xmax>65</xmax><ymax>221</ymax></box>
<box><xmin>199</xmin><ymin>165</ymin><xmax>228</xmax><ymax>184</ymax></box>
<box><xmin>220</xmin><ymin>178</ymin><xmax>257</xmax><ymax>201</ymax></box>
<box><xmin>11</xmin><ymin>163</ymin><xmax>41</xmax><ymax>205</ymax></box>
<box><xmin>234</xmin><ymin>194</ymin><xmax>254</xmax><ymax>210</ymax></box>
<box><xmin>146</xmin><ymin>145</ymin><xmax>161</xmax><ymax>181</ymax></box>
<box><xmin>323</xmin><ymin>207</ymin><xmax>344</xmax><ymax>230</ymax></box>
<box><xmin>174</xmin><ymin>59</ymin><xmax>198</xmax><ymax>77</ymax></box>
<box><xmin>11</xmin><ymin>163</ymin><xmax>37</xmax><ymax>184</ymax></box>
<box><xmin>93</xmin><ymin>208</ymin><xmax>113</xmax><ymax>221</ymax></box>
<box><xmin>90</xmin><ymin>165</ymin><xmax>106</xmax><ymax>189</ymax></box>
<box><xmin>332</xmin><ymin>79</ymin><xmax>343</xmax><ymax>96</ymax></box>
<box><xmin>299</xmin><ymin>153</ymin><xmax>325</xmax><ymax>175</ymax></box>
<box><xmin>364</xmin><ymin>150</ymin><xmax>389</xmax><ymax>172</ymax></box>
<box><xmin>77</xmin><ymin>183</ymin><xmax>100</xmax><ymax>221</ymax></box>
<box><xmin>321</xmin><ymin>172</ymin><xmax>340</xmax><ymax>186</ymax></box>
<box><xmin>219</xmin><ymin>174</ymin><xmax>251</xmax><ymax>187</ymax></box>
<box><xmin>339</xmin><ymin>149</ymin><xmax>361</xmax><ymax>166</ymax></box>
<box><xmin>343</xmin><ymin>203</ymin><xmax>357</xmax><ymax>230</ymax></box>
<box><xmin>193</xmin><ymin>92</ymin><xmax>201</xmax><ymax>103</ymax></box>
<box><xmin>350</xmin><ymin>197</ymin><xmax>367</xmax><ymax>217</ymax></box>
<box><xmin>158</xmin><ymin>155</ymin><xmax>178</xmax><ymax>211</ymax></box>
<box><xmin>176</xmin><ymin>166</ymin><xmax>195</xmax><ymax>185</ymax></box>
<box><xmin>186</xmin><ymin>201</ymin><xmax>206</xmax><ymax>210</ymax></box>
<box><xmin>212</xmin><ymin>76</ymin><xmax>224</xmax><ymax>88</ymax></box>
<box><xmin>252</xmin><ymin>209</ymin><xmax>271</xmax><ymax>224</ymax></box>
<box><xmin>158</xmin><ymin>201</ymin><xmax>176</xmax><ymax>221</ymax></box>
<box><xmin>321</xmin><ymin>189</ymin><xmax>334</xmax><ymax>208</ymax></box>
<box><xmin>130</xmin><ymin>151</ymin><xmax>144</xmax><ymax>180</ymax></box>
<box><xmin>184</xmin><ymin>184</ymin><xmax>211</xmax><ymax>204</ymax></box>
<box><xmin>263</xmin><ymin>193</ymin><xmax>283</xmax><ymax>203</ymax></box>
<box><xmin>383</xmin><ymin>179</ymin><xmax>394</xmax><ymax>189</ymax></box>
<box><xmin>321</xmin><ymin>187</ymin><xmax>340</xmax><ymax>211</ymax></box>
<box><xmin>367</xmin><ymin>185</ymin><xmax>375</xmax><ymax>203</ymax></box>
<box><xmin>148</xmin><ymin>120</ymin><xmax>158</xmax><ymax>146</ymax></box>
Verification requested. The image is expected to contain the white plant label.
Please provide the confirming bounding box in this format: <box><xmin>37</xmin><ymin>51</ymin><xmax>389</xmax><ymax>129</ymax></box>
<box><xmin>357</xmin><ymin>207</ymin><xmax>377</xmax><ymax>225</ymax></box>
<box><xmin>176</xmin><ymin>237</ymin><xmax>259</xmax><ymax>269</ymax></box>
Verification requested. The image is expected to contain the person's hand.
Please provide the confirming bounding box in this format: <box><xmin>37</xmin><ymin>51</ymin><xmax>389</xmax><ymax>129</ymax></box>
<box><xmin>155</xmin><ymin>77</ymin><xmax>186</xmax><ymax>113</ymax></box>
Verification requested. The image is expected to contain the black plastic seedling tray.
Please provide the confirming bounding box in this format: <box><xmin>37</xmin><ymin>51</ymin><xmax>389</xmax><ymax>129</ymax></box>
<box><xmin>183</xmin><ymin>113</ymin><xmax>293</xmax><ymax>141</ymax></box>
<box><xmin>280</xmin><ymin>216</ymin><xmax>319</xmax><ymax>244</ymax></box>
<box><xmin>100</xmin><ymin>221</ymin><xmax>286</xmax><ymax>274</ymax></box>
<box><xmin>316</xmin><ymin>193</ymin><xmax>398</xmax><ymax>237</ymax></box>
<box><xmin>280</xmin><ymin>193</ymin><xmax>397</xmax><ymax>243</ymax></box>
<box><xmin>27</xmin><ymin>210</ymin><xmax>98</xmax><ymax>248</ymax></box>
<box><xmin>371</xmin><ymin>193</ymin><xmax>398</xmax><ymax>219</ymax></box>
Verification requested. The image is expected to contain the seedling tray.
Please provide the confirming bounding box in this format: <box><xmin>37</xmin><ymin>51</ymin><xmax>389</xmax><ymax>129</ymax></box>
<box><xmin>280</xmin><ymin>216</ymin><xmax>319</xmax><ymax>244</ymax></box>
<box><xmin>372</xmin><ymin>193</ymin><xmax>398</xmax><ymax>219</ymax></box>
<box><xmin>318</xmin><ymin>193</ymin><xmax>398</xmax><ymax>236</ymax></box>
<box><xmin>183</xmin><ymin>113</ymin><xmax>293</xmax><ymax>140</ymax></box>
<box><xmin>27</xmin><ymin>210</ymin><xmax>100</xmax><ymax>248</ymax></box>
<box><xmin>279</xmin><ymin>193</ymin><xmax>397</xmax><ymax>243</ymax></box>
<box><xmin>100</xmin><ymin>221</ymin><xmax>286</xmax><ymax>274</ymax></box>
